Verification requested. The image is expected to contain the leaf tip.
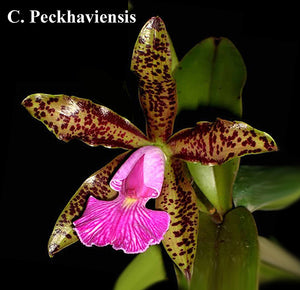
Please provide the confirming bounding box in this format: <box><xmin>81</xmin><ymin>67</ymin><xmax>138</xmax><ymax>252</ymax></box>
<box><xmin>260</xmin><ymin>131</ymin><xmax>278</xmax><ymax>153</ymax></box>
<box><xmin>47</xmin><ymin>241</ymin><xmax>58</xmax><ymax>258</ymax></box>
<box><xmin>148</xmin><ymin>16</ymin><xmax>165</xmax><ymax>30</ymax></box>
<box><xmin>21</xmin><ymin>95</ymin><xmax>34</xmax><ymax>108</ymax></box>
<box><xmin>184</xmin><ymin>268</ymin><xmax>192</xmax><ymax>281</ymax></box>
<box><xmin>22</xmin><ymin>93</ymin><xmax>43</xmax><ymax>106</ymax></box>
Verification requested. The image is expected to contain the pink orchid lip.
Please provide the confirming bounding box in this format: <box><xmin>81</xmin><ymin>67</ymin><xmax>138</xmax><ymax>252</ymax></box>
<box><xmin>110</xmin><ymin>145</ymin><xmax>166</xmax><ymax>198</ymax></box>
<box><xmin>73</xmin><ymin>146</ymin><xmax>170</xmax><ymax>254</ymax></box>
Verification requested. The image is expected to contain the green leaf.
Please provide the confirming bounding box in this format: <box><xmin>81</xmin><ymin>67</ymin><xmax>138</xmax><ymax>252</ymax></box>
<box><xmin>188</xmin><ymin>159</ymin><xmax>240</xmax><ymax>216</ymax></box>
<box><xmin>114</xmin><ymin>245</ymin><xmax>167</xmax><ymax>290</ymax></box>
<box><xmin>259</xmin><ymin>236</ymin><xmax>300</xmax><ymax>284</ymax></box>
<box><xmin>174</xmin><ymin>37</ymin><xmax>246</xmax><ymax>115</ymax></box>
<box><xmin>190</xmin><ymin>207</ymin><xmax>259</xmax><ymax>290</ymax></box>
<box><xmin>173</xmin><ymin>37</ymin><xmax>247</xmax><ymax>217</ymax></box>
<box><xmin>233</xmin><ymin>166</ymin><xmax>300</xmax><ymax>211</ymax></box>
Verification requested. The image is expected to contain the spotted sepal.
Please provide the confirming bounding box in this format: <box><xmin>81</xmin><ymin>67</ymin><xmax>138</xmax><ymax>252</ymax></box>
<box><xmin>22</xmin><ymin>94</ymin><xmax>150</xmax><ymax>149</ymax></box>
<box><xmin>167</xmin><ymin>118</ymin><xmax>278</xmax><ymax>165</ymax></box>
<box><xmin>48</xmin><ymin>152</ymin><xmax>127</xmax><ymax>257</ymax></box>
<box><xmin>156</xmin><ymin>158</ymin><xmax>199</xmax><ymax>280</ymax></box>
<box><xmin>131</xmin><ymin>16</ymin><xmax>177</xmax><ymax>143</ymax></box>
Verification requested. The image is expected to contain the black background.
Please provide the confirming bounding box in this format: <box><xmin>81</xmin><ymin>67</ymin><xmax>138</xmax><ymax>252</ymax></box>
<box><xmin>1</xmin><ymin>1</ymin><xmax>300</xmax><ymax>289</ymax></box>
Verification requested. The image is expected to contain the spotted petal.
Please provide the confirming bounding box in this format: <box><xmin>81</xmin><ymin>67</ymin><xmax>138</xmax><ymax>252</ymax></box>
<box><xmin>22</xmin><ymin>94</ymin><xmax>150</xmax><ymax>149</ymax></box>
<box><xmin>131</xmin><ymin>16</ymin><xmax>177</xmax><ymax>142</ymax></box>
<box><xmin>156</xmin><ymin>158</ymin><xmax>199</xmax><ymax>280</ymax></box>
<box><xmin>167</xmin><ymin>118</ymin><xmax>278</xmax><ymax>165</ymax></box>
<box><xmin>48</xmin><ymin>153</ymin><xmax>127</xmax><ymax>257</ymax></box>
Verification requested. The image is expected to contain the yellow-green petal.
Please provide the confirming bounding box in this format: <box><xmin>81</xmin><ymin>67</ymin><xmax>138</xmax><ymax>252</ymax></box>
<box><xmin>22</xmin><ymin>93</ymin><xmax>150</xmax><ymax>149</ymax></box>
<box><xmin>167</xmin><ymin>118</ymin><xmax>278</xmax><ymax>165</ymax></box>
<box><xmin>156</xmin><ymin>158</ymin><xmax>199</xmax><ymax>280</ymax></box>
<box><xmin>48</xmin><ymin>152</ymin><xmax>127</xmax><ymax>257</ymax></box>
<box><xmin>131</xmin><ymin>16</ymin><xmax>177</xmax><ymax>142</ymax></box>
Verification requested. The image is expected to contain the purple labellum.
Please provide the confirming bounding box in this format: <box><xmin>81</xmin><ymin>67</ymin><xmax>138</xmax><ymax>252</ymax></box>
<box><xmin>73</xmin><ymin>146</ymin><xmax>170</xmax><ymax>253</ymax></box>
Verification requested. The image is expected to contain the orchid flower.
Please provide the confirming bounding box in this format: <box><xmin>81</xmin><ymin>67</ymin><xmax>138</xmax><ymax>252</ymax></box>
<box><xmin>73</xmin><ymin>145</ymin><xmax>170</xmax><ymax>253</ymax></box>
<box><xmin>22</xmin><ymin>16</ymin><xmax>277</xmax><ymax>279</ymax></box>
